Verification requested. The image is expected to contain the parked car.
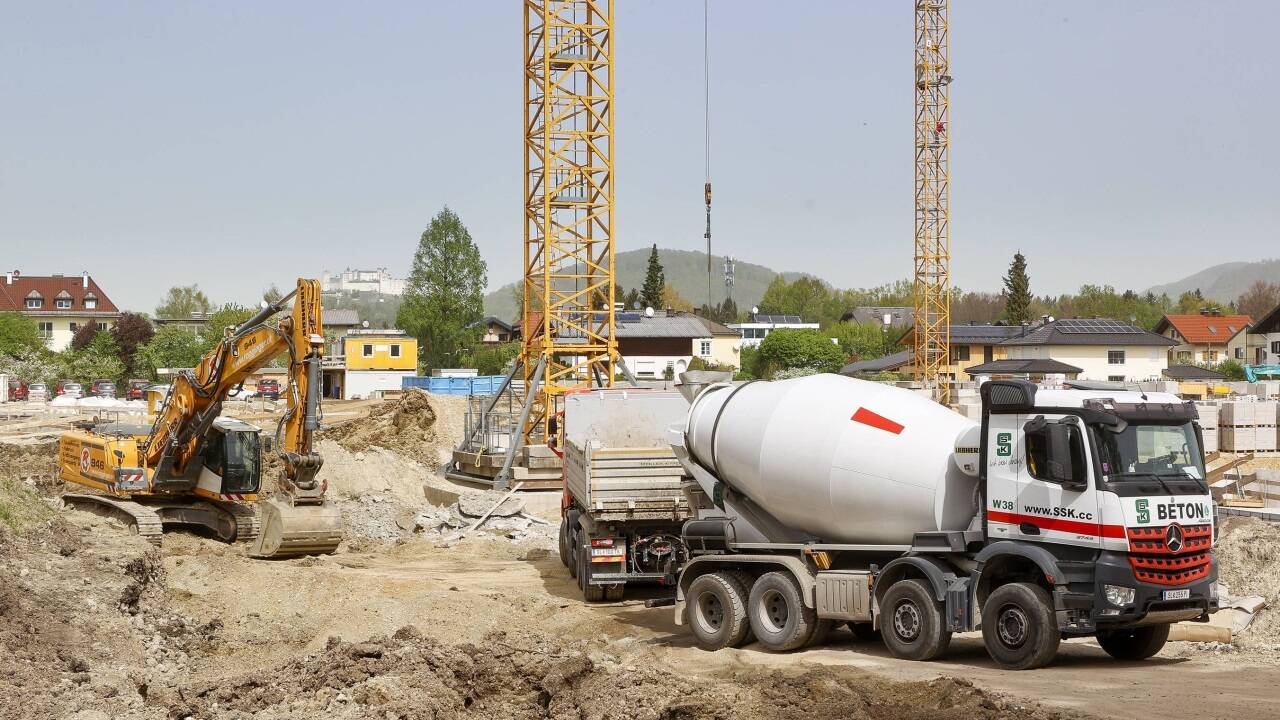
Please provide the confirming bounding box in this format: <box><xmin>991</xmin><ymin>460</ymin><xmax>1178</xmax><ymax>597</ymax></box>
<box><xmin>7</xmin><ymin>379</ymin><xmax>27</xmax><ymax>402</ymax></box>
<box><xmin>257</xmin><ymin>378</ymin><xmax>281</xmax><ymax>400</ymax></box>
<box><xmin>125</xmin><ymin>379</ymin><xmax>150</xmax><ymax>401</ymax></box>
<box><xmin>90</xmin><ymin>379</ymin><xmax>117</xmax><ymax>398</ymax></box>
<box><xmin>57</xmin><ymin>381</ymin><xmax>83</xmax><ymax>398</ymax></box>
<box><xmin>27</xmin><ymin>383</ymin><xmax>49</xmax><ymax>402</ymax></box>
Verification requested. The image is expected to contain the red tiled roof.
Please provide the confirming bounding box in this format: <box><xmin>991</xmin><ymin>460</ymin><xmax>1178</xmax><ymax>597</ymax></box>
<box><xmin>1155</xmin><ymin>314</ymin><xmax>1252</xmax><ymax>345</ymax></box>
<box><xmin>0</xmin><ymin>273</ymin><xmax>120</xmax><ymax>314</ymax></box>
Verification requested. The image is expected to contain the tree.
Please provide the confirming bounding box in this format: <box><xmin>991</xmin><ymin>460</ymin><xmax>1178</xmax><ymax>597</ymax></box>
<box><xmin>0</xmin><ymin>348</ymin><xmax>58</xmax><ymax>386</ymax></box>
<box><xmin>155</xmin><ymin>285</ymin><xmax>213</xmax><ymax>319</ymax></box>
<box><xmin>660</xmin><ymin>285</ymin><xmax>694</xmax><ymax>312</ymax></box>
<box><xmin>756</xmin><ymin>328</ymin><xmax>847</xmax><ymax>377</ymax></box>
<box><xmin>59</xmin><ymin>332</ymin><xmax>125</xmax><ymax>384</ymax></box>
<box><xmin>111</xmin><ymin>313</ymin><xmax>155</xmax><ymax>375</ymax></box>
<box><xmin>263</xmin><ymin>284</ymin><xmax>284</xmax><ymax>305</ymax></box>
<box><xmin>641</xmin><ymin>244</ymin><xmax>665</xmax><ymax>310</ymax></box>
<box><xmin>457</xmin><ymin>341</ymin><xmax>521</xmax><ymax>376</ymax></box>
<box><xmin>134</xmin><ymin>327</ymin><xmax>208</xmax><ymax>379</ymax></box>
<box><xmin>203</xmin><ymin>304</ymin><xmax>256</xmax><ymax>339</ymax></box>
<box><xmin>828</xmin><ymin>322</ymin><xmax>892</xmax><ymax>361</ymax></box>
<box><xmin>1003</xmin><ymin>251</ymin><xmax>1032</xmax><ymax>325</ymax></box>
<box><xmin>622</xmin><ymin>287</ymin><xmax>642</xmax><ymax>312</ymax></box>
<box><xmin>69</xmin><ymin>322</ymin><xmax>99</xmax><ymax>351</ymax></box>
<box><xmin>397</xmin><ymin>207</ymin><xmax>488</xmax><ymax>369</ymax></box>
<box><xmin>1237</xmin><ymin>280</ymin><xmax>1280</xmax><ymax>321</ymax></box>
<box><xmin>0</xmin><ymin>312</ymin><xmax>45</xmax><ymax>356</ymax></box>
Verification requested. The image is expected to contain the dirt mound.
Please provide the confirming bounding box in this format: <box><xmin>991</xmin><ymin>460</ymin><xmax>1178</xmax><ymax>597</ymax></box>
<box><xmin>1216</xmin><ymin>516</ymin><xmax>1280</xmax><ymax>644</ymax></box>
<box><xmin>0</xmin><ymin>441</ymin><xmax>58</xmax><ymax>537</ymax></box>
<box><xmin>323</xmin><ymin>390</ymin><xmax>449</xmax><ymax>468</ymax></box>
<box><xmin>151</xmin><ymin>627</ymin><xmax>1077</xmax><ymax>720</ymax></box>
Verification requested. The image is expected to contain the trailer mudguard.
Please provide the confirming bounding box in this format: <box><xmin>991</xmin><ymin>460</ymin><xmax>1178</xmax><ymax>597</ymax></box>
<box><xmin>872</xmin><ymin>555</ymin><xmax>959</xmax><ymax>604</ymax></box>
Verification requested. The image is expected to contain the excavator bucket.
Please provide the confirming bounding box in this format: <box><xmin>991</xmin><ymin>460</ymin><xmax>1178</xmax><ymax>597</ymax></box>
<box><xmin>249</xmin><ymin>498</ymin><xmax>343</xmax><ymax>558</ymax></box>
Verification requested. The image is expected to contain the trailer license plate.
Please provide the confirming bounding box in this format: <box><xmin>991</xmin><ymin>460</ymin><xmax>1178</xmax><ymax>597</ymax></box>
<box><xmin>1163</xmin><ymin>589</ymin><xmax>1190</xmax><ymax>600</ymax></box>
<box><xmin>591</xmin><ymin>548</ymin><xmax>623</xmax><ymax>557</ymax></box>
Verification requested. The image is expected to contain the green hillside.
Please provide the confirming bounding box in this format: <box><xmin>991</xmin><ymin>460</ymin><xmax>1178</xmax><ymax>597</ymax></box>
<box><xmin>1146</xmin><ymin>259</ymin><xmax>1280</xmax><ymax>304</ymax></box>
<box><xmin>483</xmin><ymin>248</ymin><xmax>817</xmax><ymax>321</ymax></box>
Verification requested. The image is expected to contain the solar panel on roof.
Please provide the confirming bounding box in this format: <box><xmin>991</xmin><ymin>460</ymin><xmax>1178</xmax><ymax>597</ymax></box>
<box><xmin>617</xmin><ymin>312</ymin><xmax>642</xmax><ymax>322</ymax></box>
<box><xmin>1056</xmin><ymin>318</ymin><xmax>1141</xmax><ymax>334</ymax></box>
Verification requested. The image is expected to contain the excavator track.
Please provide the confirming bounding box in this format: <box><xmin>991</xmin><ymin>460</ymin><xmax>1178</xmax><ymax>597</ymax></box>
<box><xmin>215</xmin><ymin>500</ymin><xmax>261</xmax><ymax>545</ymax></box>
<box><xmin>62</xmin><ymin>493</ymin><xmax>164</xmax><ymax>546</ymax></box>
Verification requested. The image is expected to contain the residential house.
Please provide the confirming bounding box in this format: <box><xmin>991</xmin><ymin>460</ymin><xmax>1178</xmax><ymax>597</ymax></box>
<box><xmin>616</xmin><ymin>310</ymin><xmax>740</xmax><ymax>379</ymax></box>
<box><xmin>1153</xmin><ymin>311</ymin><xmax>1255</xmax><ymax>365</ymax></box>
<box><xmin>961</xmin><ymin>358</ymin><xmax>1083</xmax><ymax>382</ymax></box>
<box><xmin>332</xmin><ymin>330</ymin><xmax>418</xmax><ymax>399</ymax></box>
<box><xmin>0</xmin><ymin>271</ymin><xmax>121</xmax><ymax>351</ymax></box>
<box><xmin>321</xmin><ymin>268</ymin><xmax>405</xmax><ymax>296</ymax></box>
<box><xmin>727</xmin><ymin>314</ymin><xmax>820</xmax><ymax>349</ymax></box>
<box><xmin>479</xmin><ymin>316</ymin><xmax>514</xmax><ymax>344</ymax></box>
<box><xmin>1251</xmin><ymin>302</ymin><xmax>1280</xmax><ymax>366</ymax></box>
<box><xmin>894</xmin><ymin>324</ymin><xmax>1026</xmax><ymax>381</ymax></box>
<box><xmin>1001</xmin><ymin>318</ymin><xmax>1174</xmax><ymax>382</ymax></box>
<box><xmin>840</xmin><ymin>306</ymin><xmax>911</xmax><ymax>327</ymax></box>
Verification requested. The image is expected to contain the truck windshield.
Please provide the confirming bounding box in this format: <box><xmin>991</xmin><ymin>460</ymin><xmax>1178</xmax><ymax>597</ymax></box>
<box><xmin>1094</xmin><ymin>422</ymin><xmax>1204</xmax><ymax>482</ymax></box>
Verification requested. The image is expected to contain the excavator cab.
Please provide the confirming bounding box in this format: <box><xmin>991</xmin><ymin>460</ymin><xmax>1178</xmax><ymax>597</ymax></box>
<box><xmin>199</xmin><ymin>419</ymin><xmax>263</xmax><ymax>497</ymax></box>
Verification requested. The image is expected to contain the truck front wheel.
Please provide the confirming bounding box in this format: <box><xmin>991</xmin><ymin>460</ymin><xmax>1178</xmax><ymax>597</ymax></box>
<box><xmin>880</xmin><ymin>579</ymin><xmax>951</xmax><ymax>661</ymax></box>
<box><xmin>981</xmin><ymin>582</ymin><xmax>1060</xmax><ymax>670</ymax></box>
<box><xmin>686</xmin><ymin>572</ymin><xmax>752</xmax><ymax>650</ymax></box>
<box><xmin>748</xmin><ymin>571</ymin><xmax>819</xmax><ymax>652</ymax></box>
<box><xmin>1096</xmin><ymin>624</ymin><xmax>1169</xmax><ymax>661</ymax></box>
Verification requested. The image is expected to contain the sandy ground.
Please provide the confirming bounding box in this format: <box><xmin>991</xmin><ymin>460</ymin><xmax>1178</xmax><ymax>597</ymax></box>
<box><xmin>4</xmin><ymin>392</ymin><xmax>1280</xmax><ymax>719</ymax></box>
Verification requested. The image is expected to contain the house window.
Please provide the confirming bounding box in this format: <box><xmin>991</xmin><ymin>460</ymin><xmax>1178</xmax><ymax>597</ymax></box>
<box><xmin>55</xmin><ymin>298</ymin><xmax>72</xmax><ymax>309</ymax></box>
<box><xmin>1235</xmin><ymin>347</ymin><xmax>1245</xmax><ymax>360</ymax></box>
<box><xmin>1108</xmin><ymin>375</ymin><xmax>1125</xmax><ymax>382</ymax></box>
<box><xmin>698</xmin><ymin>340</ymin><xmax>711</xmax><ymax>356</ymax></box>
<box><xmin>390</xmin><ymin>344</ymin><xmax>401</xmax><ymax>358</ymax></box>
<box><xmin>362</xmin><ymin>344</ymin><xmax>373</xmax><ymax>357</ymax></box>
<box><xmin>97</xmin><ymin>322</ymin><xmax>108</xmax><ymax>331</ymax></box>
<box><xmin>85</xmin><ymin>298</ymin><xmax>97</xmax><ymax>309</ymax></box>
<box><xmin>952</xmin><ymin>345</ymin><xmax>970</xmax><ymax>361</ymax></box>
<box><xmin>1205</xmin><ymin>350</ymin><xmax>1218</xmax><ymax>362</ymax></box>
<box><xmin>1176</xmin><ymin>351</ymin><xmax>1192</xmax><ymax>363</ymax></box>
<box><xmin>1107</xmin><ymin>350</ymin><xmax>1125</xmax><ymax>365</ymax></box>
<box><xmin>69</xmin><ymin>322</ymin><xmax>79</xmax><ymax>333</ymax></box>
<box><xmin>37</xmin><ymin>322</ymin><xmax>53</xmax><ymax>338</ymax></box>
<box><xmin>26</xmin><ymin>298</ymin><xmax>42</xmax><ymax>309</ymax></box>
<box><xmin>1271</xmin><ymin>340</ymin><xmax>1280</xmax><ymax>354</ymax></box>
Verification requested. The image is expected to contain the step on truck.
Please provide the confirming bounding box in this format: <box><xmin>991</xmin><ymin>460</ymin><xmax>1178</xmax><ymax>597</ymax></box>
<box><xmin>559</xmin><ymin>388</ymin><xmax>694</xmax><ymax>602</ymax></box>
<box><xmin>668</xmin><ymin>374</ymin><xmax>1217</xmax><ymax>670</ymax></box>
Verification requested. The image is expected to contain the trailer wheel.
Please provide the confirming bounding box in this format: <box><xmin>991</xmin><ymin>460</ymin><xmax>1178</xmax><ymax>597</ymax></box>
<box><xmin>880</xmin><ymin>579</ymin><xmax>951</xmax><ymax>661</ymax></box>
<box><xmin>604</xmin><ymin>583</ymin><xmax>625</xmax><ymax>601</ymax></box>
<box><xmin>747</xmin><ymin>571</ymin><xmax>818</xmax><ymax>652</ymax></box>
<box><xmin>557</xmin><ymin>517</ymin><xmax>570</xmax><ymax>568</ymax></box>
<box><xmin>806</xmin><ymin>620</ymin><xmax>834</xmax><ymax>648</ymax></box>
<box><xmin>1096</xmin><ymin>624</ymin><xmax>1170</xmax><ymax>661</ymax></box>
<box><xmin>686</xmin><ymin>572</ymin><xmax>752</xmax><ymax>650</ymax></box>
<box><xmin>566</xmin><ymin>516</ymin><xmax>580</xmax><ymax>579</ymax></box>
<box><xmin>981</xmin><ymin>582</ymin><xmax>1060</xmax><ymax>670</ymax></box>
<box><xmin>576</xmin><ymin>533</ymin><xmax>605</xmax><ymax>602</ymax></box>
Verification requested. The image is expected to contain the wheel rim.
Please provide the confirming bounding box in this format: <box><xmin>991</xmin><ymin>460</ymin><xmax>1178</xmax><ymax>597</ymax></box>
<box><xmin>996</xmin><ymin>604</ymin><xmax>1029</xmax><ymax>648</ymax></box>
<box><xmin>893</xmin><ymin>599</ymin><xmax>922</xmax><ymax>642</ymax></box>
<box><xmin>756</xmin><ymin>588</ymin><xmax>789</xmax><ymax>634</ymax></box>
<box><xmin>695</xmin><ymin>592</ymin><xmax>724</xmax><ymax>633</ymax></box>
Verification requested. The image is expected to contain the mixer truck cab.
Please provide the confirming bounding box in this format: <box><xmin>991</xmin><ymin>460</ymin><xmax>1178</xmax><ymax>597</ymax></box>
<box><xmin>666</xmin><ymin>374</ymin><xmax>1217</xmax><ymax>670</ymax></box>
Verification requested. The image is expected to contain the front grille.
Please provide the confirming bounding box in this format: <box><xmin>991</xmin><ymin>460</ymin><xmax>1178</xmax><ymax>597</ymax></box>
<box><xmin>1125</xmin><ymin>524</ymin><xmax>1212</xmax><ymax>586</ymax></box>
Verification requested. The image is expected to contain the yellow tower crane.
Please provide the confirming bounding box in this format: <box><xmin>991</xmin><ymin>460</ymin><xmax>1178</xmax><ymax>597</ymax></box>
<box><xmin>913</xmin><ymin>0</ymin><xmax>952</xmax><ymax>403</ymax></box>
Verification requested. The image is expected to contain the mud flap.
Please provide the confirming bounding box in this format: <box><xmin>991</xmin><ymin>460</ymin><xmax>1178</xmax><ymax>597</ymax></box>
<box><xmin>249</xmin><ymin>498</ymin><xmax>342</xmax><ymax>558</ymax></box>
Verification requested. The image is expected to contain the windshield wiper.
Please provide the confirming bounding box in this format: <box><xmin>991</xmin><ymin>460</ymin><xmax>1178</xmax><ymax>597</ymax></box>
<box><xmin>1156</xmin><ymin>470</ymin><xmax>1209</xmax><ymax>494</ymax></box>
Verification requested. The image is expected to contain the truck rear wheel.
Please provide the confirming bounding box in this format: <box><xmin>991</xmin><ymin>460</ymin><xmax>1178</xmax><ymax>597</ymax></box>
<box><xmin>686</xmin><ymin>572</ymin><xmax>752</xmax><ymax>650</ymax></box>
<box><xmin>1096</xmin><ymin>624</ymin><xmax>1170</xmax><ymax>661</ymax></box>
<box><xmin>748</xmin><ymin>571</ymin><xmax>818</xmax><ymax>652</ymax></box>
<box><xmin>880</xmin><ymin>579</ymin><xmax>951</xmax><ymax>661</ymax></box>
<box><xmin>981</xmin><ymin>582</ymin><xmax>1059</xmax><ymax>670</ymax></box>
<box><xmin>576</xmin><ymin>541</ymin><xmax>605</xmax><ymax>602</ymax></box>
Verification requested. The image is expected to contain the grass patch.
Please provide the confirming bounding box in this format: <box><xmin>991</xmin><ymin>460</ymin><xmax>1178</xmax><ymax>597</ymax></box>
<box><xmin>0</xmin><ymin>475</ymin><xmax>52</xmax><ymax>534</ymax></box>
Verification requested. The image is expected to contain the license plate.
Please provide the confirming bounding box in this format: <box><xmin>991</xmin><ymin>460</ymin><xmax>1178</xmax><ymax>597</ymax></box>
<box><xmin>591</xmin><ymin>548</ymin><xmax>624</xmax><ymax>557</ymax></box>
<box><xmin>1163</xmin><ymin>589</ymin><xmax>1190</xmax><ymax>601</ymax></box>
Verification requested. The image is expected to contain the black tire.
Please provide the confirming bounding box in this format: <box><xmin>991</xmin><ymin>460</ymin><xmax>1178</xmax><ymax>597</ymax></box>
<box><xmin>566</xmin><ymin>524</ymin><xmax>579</xmax><ymax>580</ymax></box>
<box><xmin>806</xmin><ymin>619</ymin><xmax>834</xmax><ymax>648</ymax></box>
<box><xmin>721</xmin><ymin>571</ymin><xmax>757</xmax><ymax>646</ymax></box>
<box><xmin>576</xmin><ymin>531</ymin><xmax>605</xmax><ymax>602</ymax></box>
<box><xmin>847</xmin><ymin>622</ymin><xmax>881</xmax><ymax>642</ymax></box>
<box><xmin>686</xmin><ymin>572</ymin><xmax>752</xmax><ymax>650</ymax></box>
<box><xmin>880</xmin><ymin>579</ymin><xmax>952</xmax><ymax>661</ymax></box>
<box><xmin>981</xmin><ymin>582</ymin><xmax>1060</xmax><ymax>670</ymax></box>
<box><xmin>557</xmin><ymin>516</ymin><xmax>570</xmax><ymax>568</ymax></box>
<box><xmin>604</xmin><ymin>583</ymin><xmax>625</xmax><ymax>601</ymax></box>
<box><xmin>747</xmin><ymin>571</ymin><xmax>819</xmax><ymax>652</ymax></box>
<box><xmin>1096</xmin><ymin>624</ymin><xmax>1170</xmax><ymax>661</ymax></box>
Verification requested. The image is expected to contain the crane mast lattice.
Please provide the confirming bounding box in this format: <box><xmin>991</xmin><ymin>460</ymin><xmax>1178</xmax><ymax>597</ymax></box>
<box><xmin>913</xmin><ymin>0</ymin><xmax>951</xmax><ymax>403</ymax></box>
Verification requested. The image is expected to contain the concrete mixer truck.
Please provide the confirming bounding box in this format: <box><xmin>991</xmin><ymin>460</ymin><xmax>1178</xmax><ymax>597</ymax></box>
<box><xmin>666</xmin><ymin>374</ymin><xmax>1217</xmax><ymax>670</ymax></box>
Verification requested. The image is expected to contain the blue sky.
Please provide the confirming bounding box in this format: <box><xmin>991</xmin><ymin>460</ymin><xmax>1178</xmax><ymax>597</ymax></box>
<box><xmin>1</xmin><ymin>1</ymin><xmax>1274</xmax><ymax>312</ymax></box>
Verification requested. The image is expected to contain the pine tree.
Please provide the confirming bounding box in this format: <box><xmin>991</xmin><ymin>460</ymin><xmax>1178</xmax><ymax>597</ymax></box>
<box><xmin>641</xmin><ymin>245</ymin><xmax>665</xmax><ymax>309</ymax></box>
<box><xmin>1003</xmin><ymin>251</ymin><xmax>1032</xmax><ymax>325</ymax></box>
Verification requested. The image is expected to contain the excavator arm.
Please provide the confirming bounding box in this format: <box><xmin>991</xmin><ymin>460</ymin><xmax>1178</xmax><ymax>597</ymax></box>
<box><xmin>142</xmin><ymin>278</ymin><xmax>340</xmax><ymax>557</ymax></box>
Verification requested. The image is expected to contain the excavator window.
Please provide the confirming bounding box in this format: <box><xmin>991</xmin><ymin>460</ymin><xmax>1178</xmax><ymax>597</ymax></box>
<box><xmin>203</xmin><ymin>428</ymin><xmax>262</xmax><ymax>494</ymax></box>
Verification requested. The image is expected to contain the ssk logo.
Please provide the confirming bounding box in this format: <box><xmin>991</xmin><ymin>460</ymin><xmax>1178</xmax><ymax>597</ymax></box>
<box><xmin>1136</xmin><ymin>499</ymin><xmax>1150</xmax><ymax>524</ymax></box>
<box><xmin>1165</xmin><ymin>524</ymin><xmax>1185</xmax><ymax>553</ymax></box>
<box><xmin>996</xmin><ymin>432</ymin><xmax>1012</xmax><ymax>457</ymax></box>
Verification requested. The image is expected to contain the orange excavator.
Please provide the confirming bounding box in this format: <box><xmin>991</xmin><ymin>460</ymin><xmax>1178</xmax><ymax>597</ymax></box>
<box><xmin>58</xmin><ymin>278</ymin><xmax>342</xmax><ymax>557</ymax></box>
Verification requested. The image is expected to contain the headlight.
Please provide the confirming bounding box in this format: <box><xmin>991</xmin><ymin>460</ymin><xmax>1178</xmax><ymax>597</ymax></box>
<box><xmin>1104</xmin><ymin>584</ymin><xmax>1135</xmax><ymax>607</ymax></box>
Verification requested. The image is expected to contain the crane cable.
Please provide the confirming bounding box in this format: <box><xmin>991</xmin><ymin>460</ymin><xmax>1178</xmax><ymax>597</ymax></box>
<box><xmin>703</xmin><ymin>0</ymin><xmax>713</xmax><ymax>308</ymax></box>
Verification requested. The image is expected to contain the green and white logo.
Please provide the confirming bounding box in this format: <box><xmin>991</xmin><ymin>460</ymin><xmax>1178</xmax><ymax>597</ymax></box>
<box><xmin>1136</xmin><ymin>498</ymin><xmax>1150</xmax><ymax>524</ymax></box>
<box><xmin>996</xmin><ymin>432</ymin><xmax>1012</xmax><ymax>457</ymax></box>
